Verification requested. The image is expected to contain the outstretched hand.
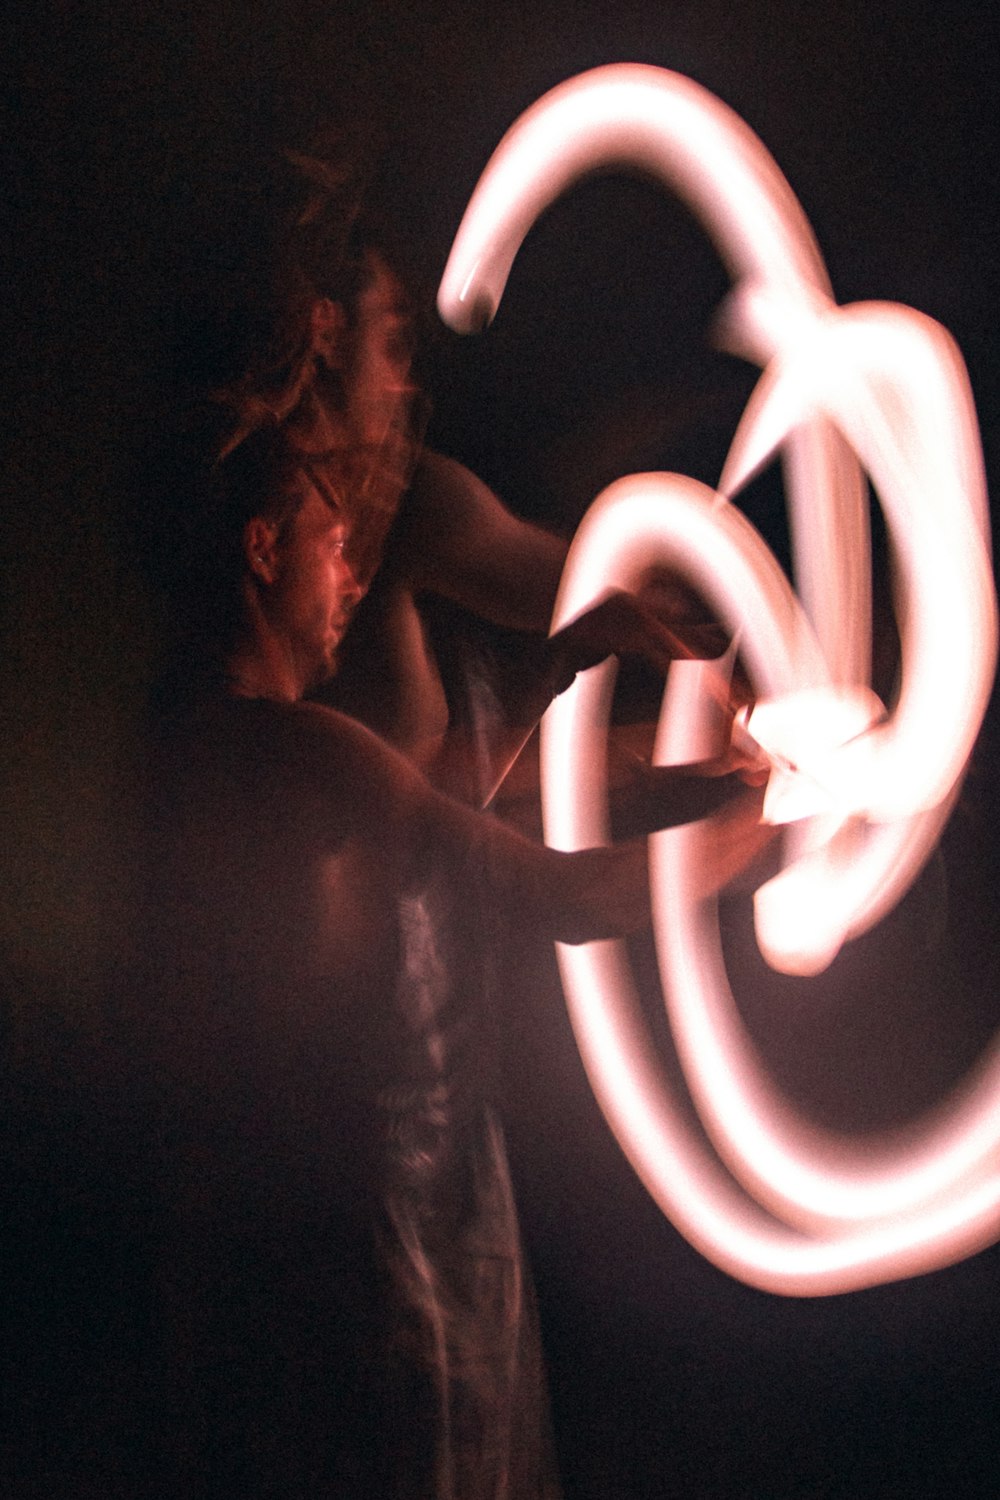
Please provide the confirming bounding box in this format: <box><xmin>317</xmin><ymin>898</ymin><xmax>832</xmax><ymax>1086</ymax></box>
<box><xmin>609</xmin><ymin>746</ymin><xmax>769</xmax><ymax>841</ymax></box>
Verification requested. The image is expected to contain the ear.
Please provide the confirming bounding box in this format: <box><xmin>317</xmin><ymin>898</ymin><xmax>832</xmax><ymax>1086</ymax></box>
<box><xmin>243</xmin><ymin>516</ymin><xmax>280</xmax><ymax>585</ymax></box>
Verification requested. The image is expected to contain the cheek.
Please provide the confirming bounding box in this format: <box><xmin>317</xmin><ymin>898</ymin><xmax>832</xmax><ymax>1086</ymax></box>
<box><xmin>318</xmin><ymin>563</ymin><xmax>346</xmax><ymax>622</ymax></box>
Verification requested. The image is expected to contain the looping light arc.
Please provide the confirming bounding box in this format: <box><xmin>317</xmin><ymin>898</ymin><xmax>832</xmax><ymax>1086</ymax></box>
<box><xmin>438</xmin><ymin>65</ymin><xmax>999</xmax><ymax>1295</ymax></box>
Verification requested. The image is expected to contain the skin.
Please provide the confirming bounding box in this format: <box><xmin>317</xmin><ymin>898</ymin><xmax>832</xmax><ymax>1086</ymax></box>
<box><xmin>315</xmin><ymin>258</ymin><xmax>737</xmax><ymax>804</ymax></box>
<box><xmin>199</xmin><ymin>478</ymin><xmax>755</xmax><ymax>981</ymax></box>
<box><xmin>327</xmin><ymin>448</ymin><xmax>747</xmax><ymax>807</ymax></box>
<box><xmin>139</xmin><ymin>459</ymin><xmax>768</xmax><ymax>1498</ymax></box>
<box><xmin>158</xmin><ymin>481</ymin><xmax>656</xmax><ymax>1065</ymax></box>
<box><xmin>231</xmin><ymin>479</ymin><xmax>365</xmax><ymax>700</ymax></box>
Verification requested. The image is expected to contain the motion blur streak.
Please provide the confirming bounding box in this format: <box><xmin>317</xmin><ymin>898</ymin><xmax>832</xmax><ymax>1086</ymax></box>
<box><xmin>439</xmin><ymin>66</ymin><xmax>998</xmax><ymax>1294</ymax></box>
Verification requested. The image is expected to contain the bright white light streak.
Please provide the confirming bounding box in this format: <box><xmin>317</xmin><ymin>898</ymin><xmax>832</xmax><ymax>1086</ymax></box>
<box><xmin>437</xmin><ymin>63</ymin><xmax>871</xmax><ymax>688</ymax></box>
<box><xmin>725</xmin><ymin>303</ymin><xmax>996</xmax><ymax>823</ymax></box>
<box><xmin>547</xmin><ymin>477</ymin><xmax>1000</xmax><ymax>1291</ymax></box>
<box><xmin>439</xmin><ymin>66</ymin><xmax>999</xmax><ymax>1292</ymax></box>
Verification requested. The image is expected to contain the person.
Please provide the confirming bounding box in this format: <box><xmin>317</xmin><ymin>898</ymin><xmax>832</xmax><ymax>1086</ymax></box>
<box><xmin>296</xmin><ymin>250</ymin><xmax>735</xmax><ymax>808</ymax></box>
<box><xmin>175</xmin><ymin>136</ymin><xmax>732</xmax><ymax>808</ymax></box>
<box><xmin>134</xmin><ymin>405</ymin><xmax>763</xmax><ymax>1498</ymax></box>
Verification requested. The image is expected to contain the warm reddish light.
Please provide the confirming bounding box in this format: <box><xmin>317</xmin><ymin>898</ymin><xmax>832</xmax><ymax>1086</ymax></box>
<box><xmin>439</xmin><ymin>65</ymin><xmax>998</xmax><ymax>1294</ymax></box>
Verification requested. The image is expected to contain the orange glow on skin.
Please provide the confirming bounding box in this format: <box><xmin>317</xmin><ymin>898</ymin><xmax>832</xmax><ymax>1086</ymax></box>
<box><xmin>439</xmin><ymin>66</ymin><xmax>998</xmax><ymax>1295</ymax></box>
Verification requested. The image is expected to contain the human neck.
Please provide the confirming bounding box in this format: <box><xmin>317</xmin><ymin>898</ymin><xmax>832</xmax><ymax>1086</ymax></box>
<box><xmin>224</xmin><ymin>635</ymin><xmax>302</xmax><ymax>703</ymax></box>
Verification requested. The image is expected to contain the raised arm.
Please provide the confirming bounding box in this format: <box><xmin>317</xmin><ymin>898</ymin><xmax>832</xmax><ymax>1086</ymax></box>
<box><xmin>394</xmin><ymin>452</ymin><xmax>738</xmax><ymax>804</ymax></box>
<box><xmin>391</xmin><ymin>450</ymin><xmax>567</xmax><ymax>629</ymax></box>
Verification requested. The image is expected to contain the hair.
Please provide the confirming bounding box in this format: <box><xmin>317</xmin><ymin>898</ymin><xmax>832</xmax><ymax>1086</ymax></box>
<box><xmin>137</xmin><ymin>411</ymin><xmax>318</xmax><ymax>699</ymax></box>
<box><xmin>166</xmin><ymin>130</ymin><xmax>413</xmax><ymax>449</ymax></box>
<box><xmin>140</xmin><ymin>133</ymin><xmax>421</xmax><ymax>692</ymax></box>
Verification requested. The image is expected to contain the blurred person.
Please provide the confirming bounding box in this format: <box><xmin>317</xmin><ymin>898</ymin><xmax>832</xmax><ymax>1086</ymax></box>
<box><xmin>181</xmin><ymin>137</ymin><xmax>731</xmax><ymax>807</ymax></box>
<box><xmin>133</xmin><ymin>403</ymin><xmax>762</xmax><ymax>1498</ymax></box>
<box><xmin>129</xmin><ymin>136</ymin><xmax>772</xmax><ymax>1494</ymax></box>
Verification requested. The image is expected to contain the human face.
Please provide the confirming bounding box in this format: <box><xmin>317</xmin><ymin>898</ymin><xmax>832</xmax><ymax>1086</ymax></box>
<box><xmin>268</xmin><ymin>480</ymin><xmax>363</xmax><ymax>695</ymax></box>
<box><xmin>350</xmin><ymin>253</ymin><xmax>414</xmax><ymax>443</ymax></box>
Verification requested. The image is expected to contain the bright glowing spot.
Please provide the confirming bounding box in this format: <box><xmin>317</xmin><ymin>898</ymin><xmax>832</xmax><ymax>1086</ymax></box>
<box><xmin>439</xmin><ymin>65</ymin><xmax>998</xmax><ymax>1295</ymax></box>
<box><xmin>746</xmin><ymin>686</ymin><xmax>885</xmax><ymax>824</ymax></box>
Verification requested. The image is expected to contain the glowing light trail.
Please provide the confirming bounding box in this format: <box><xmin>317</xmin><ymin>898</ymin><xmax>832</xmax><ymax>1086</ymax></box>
<box><xmin>438</xmin><ymin>65</ymin><xmax>998</xmax><ymax>1294</ymax></box>
<box><xmin>437</xmin><ymin>63</ymin><xmax>870</xmax><ymax>689</ymax></box>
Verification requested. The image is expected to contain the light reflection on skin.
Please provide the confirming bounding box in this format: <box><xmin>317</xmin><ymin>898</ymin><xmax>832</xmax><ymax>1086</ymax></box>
<box><xmin>438</xmin><ymin>65</ymin><xmax>999</xmax><ymax>1294</ymax></box>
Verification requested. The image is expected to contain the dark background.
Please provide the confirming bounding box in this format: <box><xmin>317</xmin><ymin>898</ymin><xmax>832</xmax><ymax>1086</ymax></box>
<box><xmin>3</xmin><ymin>3</ymin><xmax>1000</xmax><ymax>1496</ymax></box>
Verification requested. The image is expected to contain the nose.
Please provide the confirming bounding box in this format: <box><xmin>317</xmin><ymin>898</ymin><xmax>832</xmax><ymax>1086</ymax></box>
<box><xmin>339</xmin><ymin>554</ymin><xmax>365</xmax><ymax>608</ymax></box>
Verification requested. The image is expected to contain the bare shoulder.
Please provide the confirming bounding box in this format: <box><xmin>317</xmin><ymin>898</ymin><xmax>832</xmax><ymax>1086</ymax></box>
<box><xmin>394</xmin><ymin>450</ymin><xmax>504</xmax><ymax>562</ymax></box>
<box><xmin>280</xmin><ymin>699</ymin><xmax>426</xmax><ymax>800</ymax></box>
<box><xmin>408</xmin><ymin>448</ymin><xmax>495</xmax><ymax>515</ymax></box>
<box><xmin>391</xmin><ymin>449</ymin><xmax>566</xmax><ymax>627</ymax></box>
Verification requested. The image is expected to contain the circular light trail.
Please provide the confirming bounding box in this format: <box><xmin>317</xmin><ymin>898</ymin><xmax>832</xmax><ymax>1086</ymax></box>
<box><xmin>439</xmin><ymin>65</ymin><xmax>998</xmax><ymax>1294</ymax></box>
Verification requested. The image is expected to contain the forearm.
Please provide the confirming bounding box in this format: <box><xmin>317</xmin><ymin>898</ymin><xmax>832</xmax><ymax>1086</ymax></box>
<box><xmin>370</xmin><ymin>703</ymin><xmax>768</xmax><ymax>947</ymax></box>
<box><xmin>403</xmin><ymin>758</ymin><xmax>647</xmax><ymax>943</ymax></box>
<box><xmin>608</xmin><ymin>764</ymin><xmax>751</xmax><ymax>841</ymax></box>
<box><xmin>490</xmin><ymin>837</ymin><xmax>653</xmax><ymax>946</ymax></box>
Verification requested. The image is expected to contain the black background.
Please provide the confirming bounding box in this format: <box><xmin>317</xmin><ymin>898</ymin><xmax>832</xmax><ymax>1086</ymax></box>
<box><xmin>3</xmin><ymin>3</ymin><xmax>1000</xmax><ymax>1496</ymax></box>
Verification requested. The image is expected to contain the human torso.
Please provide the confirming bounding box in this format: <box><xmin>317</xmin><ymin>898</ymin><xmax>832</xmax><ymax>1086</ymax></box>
<box><xmin>140</xmin><ymin>688</ymin><xmax>555</xmax><ymax>1498</ymax></box>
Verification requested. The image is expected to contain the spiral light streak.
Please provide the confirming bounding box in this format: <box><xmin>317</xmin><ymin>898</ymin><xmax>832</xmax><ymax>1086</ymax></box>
<box><xmin>438</xmin><ymin>66</ymin><xmax>998</xmax><ymax>1293</ymax></box>
<box><xmin>437</xmin><ymin>64</ymin><xmax>872</xmax><ymax>686</ymax></box>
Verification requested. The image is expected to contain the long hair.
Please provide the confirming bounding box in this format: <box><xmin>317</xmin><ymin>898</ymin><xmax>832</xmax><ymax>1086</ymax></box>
<box><xmin>142</xmin><ymin>136</ymin><xmax>421</xmax><ymax>683</ymax></box>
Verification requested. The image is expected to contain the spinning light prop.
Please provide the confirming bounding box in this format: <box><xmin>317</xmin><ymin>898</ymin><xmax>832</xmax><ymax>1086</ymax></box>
<box><xmin>439</xmin><ymin>66</ymin><xmax>999</xmax><ymax>1295</ymax></box>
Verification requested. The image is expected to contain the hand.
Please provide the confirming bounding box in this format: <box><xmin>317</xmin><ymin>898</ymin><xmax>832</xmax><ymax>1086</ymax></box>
<box><xmin>689</xmin><ymin>731</ymin><xmax>772</xmax><ymax>787</ymax></box>
<box><xmin>549</xmin><ymin>588</ymin><xmax>726</xmax><ymax>688</ymax></box>
<box><xmin>606</xmin><ymin>718</ymin><xmax>770</xmax><ymax>840</ymax></box>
